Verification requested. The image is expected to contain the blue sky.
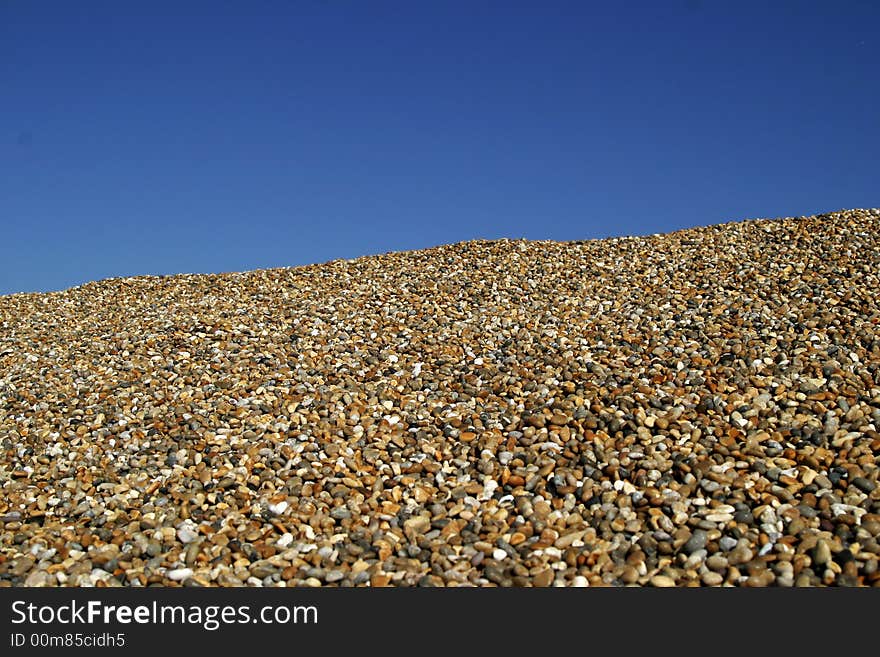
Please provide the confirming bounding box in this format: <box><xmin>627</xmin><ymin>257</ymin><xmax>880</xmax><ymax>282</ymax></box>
<box><xmin>2</xmin><ymin>1</ymin><xmax>878</xmax><ymax>295</ymax></box>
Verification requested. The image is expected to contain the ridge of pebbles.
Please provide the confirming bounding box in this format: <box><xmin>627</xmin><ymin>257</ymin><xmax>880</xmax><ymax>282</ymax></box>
<box><xmin>1</xmin><ymin>208</ymin><xmax>879</xmax><ymax>587</ymax></box>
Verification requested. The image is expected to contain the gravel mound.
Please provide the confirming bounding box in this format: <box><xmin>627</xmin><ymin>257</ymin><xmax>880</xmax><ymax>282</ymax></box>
<box><xmin>2</xmin><ymin>208</ymin><xmax>879</xmax><ymax>587</ymax></box>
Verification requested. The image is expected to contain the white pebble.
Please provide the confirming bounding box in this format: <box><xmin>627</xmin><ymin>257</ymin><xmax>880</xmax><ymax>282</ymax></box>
<box><xmin>478</xmin><ymin>479</ymin><xmax>498</xmax><ymax>501</ymax></box>
<box><xmin>177</xmin><ymin>526</ymin><xmax>199</xmax><ymax>544</ymax></box>
<box><xmin>166</xmin><ymin>568</ymin><xmax>193</xmax><ymax>581</ymax></box>
<box><xmin>268</xmin><ymin>500</ymin><xmax>289</xmax><ymax>515</ymax></box>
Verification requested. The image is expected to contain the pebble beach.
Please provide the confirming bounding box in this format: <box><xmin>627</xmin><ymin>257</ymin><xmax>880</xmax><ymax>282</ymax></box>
<box><xmin>1</xmin><ymin>208</ymin><xmax>879</xmax><ymax>587</ymax></box>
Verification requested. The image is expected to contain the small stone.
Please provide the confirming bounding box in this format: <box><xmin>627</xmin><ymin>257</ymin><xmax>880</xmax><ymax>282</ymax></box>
<box><xmin>250</xmin><ymin>563</ymin><xmax>278</xmax><ymax>579</ymax></box>
<box><xmin>177</xmin><ymin>526</ymin><xmax>199</xmax><ymax>544</ymax></box>
<box><xmin>550</xmin><ymin>412</ymin><xmax>568</xmax><ymax>426</ymax></box>
<box><xmin>371</xmin><ymin>573</ymin><xmax>391</xmax><ymax>587</ymax></box>
<box><xmin>719</xmin><ymin>536</ymin><xmax>738</xmax><ymax>552</ymax></box>
<box><xmin>183</xmin><ymin>542</ymin><xmax>201</xmax><ymax>566</ymax></box>
<box><xmin>276</xmin><ymin>533</ymin><xmax>294</xmax><ymax>548</ymax></box>
<box><xmin>89</xmin><ymin>569</ymin><xmax>112</xmax><ymax>585</ymax></box>
<box><xmin>492</xmin><ymin>548</ymin><xmax>508</xmax><ymax>561</ymax></box>
<box><xmin>706</xmin><ymin>554</ymin><xmax>728</xmax><ymax>572</ymax></box>
<box><xmin>852</xmin><ymin>477</ymin><xmax>876</xmax><ymax>494</ymax></box>
<box><xmin>812</xmin><ymin>540</ymin><xmax>832</xmax><ymax>566</ymax></box>
<box><xmin>650</xmin><ymin>575</ymin><xmax>676</xmax><ymax>587</ymax></box>
<box><xmin>814</xmin><ymin>474</ymin><xmax>832</xmax><ymax>489</ymax></box>
<box><xmin>9</xmin><ymin>555</ymin><xmax>36</xmax><ymax>577</ymax></box>
<box><xmin>268</xmin><ymin>500</ymin><xmax>289</xmax><ymax>515</ymax></box>
<box><xmin>330</xmin><ymin>507</ymin><xmax>351</xmax><ymax>520</ymax></box>
<box><xmin>403</xmin><ymin>516</ymin><xmax>431</xmax><ymax>538</ymax></box>
<box><xmin>525</xmin><ymin>414</ymin><xmax>546</xmax><ymax>428</ymax></box>
<box><xmin>217</xmin><ymin>572</ymin><xmax>243</xmax><ymax>586</ymax></box>
<box><xmin>701</xmin><ymin>571</ymin><xmax>723</xmax><ymax>586</ymax></box>
<box><xmin>728</xmin><ymin>545</ymin><xmax>754</xmax><ymax>566</ymax></box>
<box><xmin>24</xmin><ymin>570</ymin><xmax>51</xmax><ymax>587</ymax></box>
<box><xmin>621</xmin><ymin>566</ymin><xmax>639</xmax><ymax>584</ymax></box>
<box><xmin>533</xmin><ymin>568</ymin><xmax>554</xmax><ymax>587</ymax></box>
<box><xmin>683</xmin><ymin>529</ymin><xmax>708</xmax><ymax>554</ymax></box>
<box><xmin>166</xmin><ymin>568</ymin><xmax>193</xmax><ymax>581</ymax></box>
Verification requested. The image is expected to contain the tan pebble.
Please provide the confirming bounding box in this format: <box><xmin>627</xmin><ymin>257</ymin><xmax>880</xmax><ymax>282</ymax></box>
<box><xmin>701</xmin><ymin>571</ymin><xmax>724</xmax><ymax>586</ymax></box>
<box><xmin>371</xmin><ymin>573</ymin><xmax>391</xmax><ymax>587</ymax></box>
<box><xmin>532</xmin><ymin>568</ymin><xmax>554</xmax><ymax>587</ymax></box>
<box><xmin>650</xmin><ymin>575</ymin><xmax>676</xmax><ymax>587</ymax></box>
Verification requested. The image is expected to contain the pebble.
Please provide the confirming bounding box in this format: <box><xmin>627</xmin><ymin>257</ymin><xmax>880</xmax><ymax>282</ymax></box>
<box><xmin>813</xmin><ymin>540</ymin><xmax>832</xmax><ymax>567</ymax></box>
<box><xmin>683</xmin><ymin>529</ymin><xmax>708</xmax><ymax>554</ymax></box>
<box><xmin>176</xmin><ymin>526</ymin><xmax>199</xmax><ymax>544</ymax></box>
<box><xmin>166</xmin><ymin>568</ymin><xmax>193</xmax><ymax>582</ymax></box>
<box><xmin>701</xmin><ymin>571</ymin><xmax>723</xmax><ymax>586</ymax></box>
<box><xmin>650</xmin><ymin>575</ymin><xmax>676</xmax><ymax>588</ymax></box>
<box><xmin>719</xmin><ymin>537</ymin><xmax>738</xmax><ymax>552</ymax></box>
<box><xmin>706</xmin><ymin>555</ymin><xmax>728</xmax><ymax>572</ymax></box>
<box><xmin>1</xmin><ymin>207</ymin><xmax>879</xmax><ymax>588</ymax></box>
<box><xmin>852</xmin><ymin>478</ymin><xmax>876</xmax><ymax>494</ymax></box>
<box><xmin>250</xmin><ymin>563</ymin><xmax>278</xmax><ymax>579</ymax></box>
<box><xmin>24</xmin><ymin>570</ymin><xmax>52</xmax><ymax>587</ymax></box>
<box><xmin>267</xmin><ymin>501</ymin><xmax>289</xmax><ymax>516</ymax></box>
<box><xmin>728</xmin><ymin>545</ymin><xmax>754</xmax><ymax>566</ymax></box>
<box><xmin>533</xmin><ymin>568</ymin><xmax>554</xmax><ymax>587</ymax></box>
<box><xmin>8</xmin><ymin>555</ymin><xmax>36</xmax><ymax>577</ymax></box>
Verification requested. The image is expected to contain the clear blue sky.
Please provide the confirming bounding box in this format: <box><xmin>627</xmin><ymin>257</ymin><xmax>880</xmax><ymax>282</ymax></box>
<box><xmin>2</xmin><ymin>1</ymin><xmax>878</xmax><ymax>295</ymax></box>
